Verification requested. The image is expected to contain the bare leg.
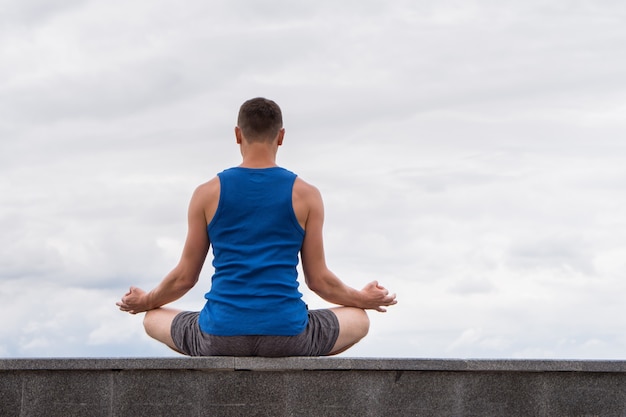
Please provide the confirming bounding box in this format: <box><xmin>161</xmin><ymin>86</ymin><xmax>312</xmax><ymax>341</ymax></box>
<box><xmin>143</xmin><ymin>307</ymin><xmax>184</xmax><ymax>354</ymax></box>
<box><xmin>327</xmin><ymin>307</ymin><xmax>370</xmax><ymax>355</ymax></box>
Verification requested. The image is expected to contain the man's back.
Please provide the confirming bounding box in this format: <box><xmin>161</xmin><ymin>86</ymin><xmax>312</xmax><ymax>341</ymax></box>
<box><xmin>199</xmin><ymin>166</ymin><xmax>308</xmax><ymax>336</ymax></box>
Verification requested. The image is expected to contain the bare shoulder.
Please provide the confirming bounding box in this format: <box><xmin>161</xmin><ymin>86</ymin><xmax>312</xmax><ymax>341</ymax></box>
<box><xmin>191</xmin><ymin>177</ymin><xmax>220</xmax><ymax>224</ymax></box>
<box><xmin>293</xmin><ymin>177</ymin><xmax>323</xmax><ymax>229</ymax></box>
<box><xmin>293</xmin><ymin>176</ymin><xmax>322</xmax><ymax>202</ymax></box>
<box><xmin>195</xmin><ymin>176</ymin><xmax>220</xmax><ymax>196</ymax></box>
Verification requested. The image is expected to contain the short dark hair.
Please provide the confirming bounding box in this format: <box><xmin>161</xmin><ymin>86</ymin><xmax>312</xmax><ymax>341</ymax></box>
<box><xmin>237</xmin><ymin>97</ymin><xmax>283</xmax><ymax>142</ymax></box>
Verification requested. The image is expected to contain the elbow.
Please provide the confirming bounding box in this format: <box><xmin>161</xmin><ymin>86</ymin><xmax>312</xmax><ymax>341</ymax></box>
<box><xmin>178</xmin><ymin>274</ymin><xmax>198</xmax><ymax>291</ymax></box>
<box><xmin>172</xmin><ymin>265</ymin><xmax>199</xmax><ymax>292</ymax></box>
<box><xmin>305</xmin><ymin>277</ymin><xmax>320</xmax><ymax>294</ymax></box>
<box><xmin>176</xmin><ymin>279</ymin><xmax>196</xmax><ymax>293</ymax></box>
<box><xmin>306</xmin><ymin>280</ymin><xmax>324</xmax><ymax>296</ymax></box>
<box><xmin>305</xmin><ymin>273</ymin><xmax>333</xmax><ymax>298</ymax></box>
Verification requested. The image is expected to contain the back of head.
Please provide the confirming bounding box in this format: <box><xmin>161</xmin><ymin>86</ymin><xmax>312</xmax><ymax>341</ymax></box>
<box><xmin>237</xmin><ymin>97</ymin><xmax>283</xmax><ymax>142</ymax></box>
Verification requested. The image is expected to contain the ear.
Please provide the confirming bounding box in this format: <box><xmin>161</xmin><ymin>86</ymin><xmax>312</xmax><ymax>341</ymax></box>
<box><xmin>235</xmin><ymin>126</ymin><xmax>243</xmax><ymax>144</ymax></box>
<box><xmin>277</xmin><ymin>128</ymin><xmax>285</xmax><ymax>146</ymax></box>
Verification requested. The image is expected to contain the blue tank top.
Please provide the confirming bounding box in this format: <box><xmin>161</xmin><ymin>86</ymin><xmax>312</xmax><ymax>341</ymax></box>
<box><xmin>198</xmin><ymin>167</ymin><xmax>308</xmax><ymax>336</ymax></box>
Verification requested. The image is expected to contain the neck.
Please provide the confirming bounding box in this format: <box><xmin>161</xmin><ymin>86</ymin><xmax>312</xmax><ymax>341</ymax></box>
<box><xmin>239</xmin><ymin>141</ymin><xmax>278</xmax><ymax>168</ymax></box>
<box><xmin>239</xmin><ymin>158</ymin><xmax>277</xmax><ymax>169</ymax></box>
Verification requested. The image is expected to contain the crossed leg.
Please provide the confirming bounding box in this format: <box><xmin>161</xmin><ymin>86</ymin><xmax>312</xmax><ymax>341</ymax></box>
<box><xmin>327</xmin><ymin>307</ymin><xmax>370</xmax><ymax>355</ymax></box>
<box><xmin>142</xmin><ymin>307</ymin><xmax>183</xmax><ymax>353</ymax></box>
<box><xmin>142</xmin><ymin>305</ymin><xmax>370</xmax><ymax>357</ymax></box>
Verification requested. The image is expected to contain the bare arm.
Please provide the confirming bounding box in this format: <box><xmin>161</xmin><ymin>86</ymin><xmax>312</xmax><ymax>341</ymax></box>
<box><xmin>297</xmin><ymin>179</ymin><xmax>397</xmax><ymax>312</ymax></box>
<box><xmin>117</xmin><ymin>181</ymin><xmax>215</xmax><ymax>314</ymax></box>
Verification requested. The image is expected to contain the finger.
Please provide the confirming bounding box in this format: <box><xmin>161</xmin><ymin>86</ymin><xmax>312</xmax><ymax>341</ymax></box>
<box><xmin>381</xmin><ymin>296</ymin><xmax>397</xmax><ymax>306</ymax></box>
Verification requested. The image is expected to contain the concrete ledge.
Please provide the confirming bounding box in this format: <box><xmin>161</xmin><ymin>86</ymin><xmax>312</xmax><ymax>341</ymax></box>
<box><xmin>2</xmin><ymin>357</ymin><xmax>626</xmax><ymax>416</ymax></box>
<box><xmin>3</xmin><ymin>356</ymin><xmax>626</xmax><ymax>372</ymax></box>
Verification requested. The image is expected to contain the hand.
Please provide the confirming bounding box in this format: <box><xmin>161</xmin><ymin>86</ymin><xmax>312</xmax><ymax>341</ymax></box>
<box><xmin>360</xmin><ymin>280</ymin><xmax>397</xmax><ymax>312</ymax></box>
<box><xmin>116</xmin><ymin>286</ymin><xmax>150</xmax><ymax>314</ymax></box>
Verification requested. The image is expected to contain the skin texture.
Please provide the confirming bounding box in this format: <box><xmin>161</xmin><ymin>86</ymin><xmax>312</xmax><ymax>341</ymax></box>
<box><xmin>117</xmin><ymin>123</ymin><xmax>397</xmax><ymax>355</ymax></box>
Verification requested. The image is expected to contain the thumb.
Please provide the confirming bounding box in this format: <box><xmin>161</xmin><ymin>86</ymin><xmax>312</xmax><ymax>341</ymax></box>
<box><xmin>126</xmin><ymin>286</ymin><xmax>141</xmax><ymax>297</ymax></box>
<box><xmin>362</xmin><ymin>281</ymin><xmax>378</xmax><ymax>291</ymax></box>
<box><xmin>370</xmin><ymin>280</ymin><xmax>386</xmax><ymax>290</ymax></box>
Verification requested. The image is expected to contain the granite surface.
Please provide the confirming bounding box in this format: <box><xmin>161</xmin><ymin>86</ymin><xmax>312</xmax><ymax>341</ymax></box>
<box><xmin>1</xmin><ymin>358</ymin><xmax>625</xmax><ymax>416</ymax></box>
<box><xmin>3</xmin><ymin>356</ymin><xmax>626</xmax><ymax>371</ymax></box>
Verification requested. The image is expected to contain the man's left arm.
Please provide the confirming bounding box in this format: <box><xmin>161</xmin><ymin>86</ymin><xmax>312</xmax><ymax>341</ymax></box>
<box><xmin>117</xmin><ymin>185</ymin><xmax>211</xmax><ymax>314</ymax></box>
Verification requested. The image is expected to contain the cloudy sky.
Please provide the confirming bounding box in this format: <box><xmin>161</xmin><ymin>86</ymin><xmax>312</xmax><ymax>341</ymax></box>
<box><xmin>1</xmin><ymin>0</ymin><xmax>625</xmax><ymax>359</ymax></box>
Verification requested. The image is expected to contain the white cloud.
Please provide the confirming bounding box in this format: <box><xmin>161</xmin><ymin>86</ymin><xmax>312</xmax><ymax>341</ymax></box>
<box><xmin>1</xmin><ymin>0</ymin><xmax>626</xmax><ymax>359</ymax></box>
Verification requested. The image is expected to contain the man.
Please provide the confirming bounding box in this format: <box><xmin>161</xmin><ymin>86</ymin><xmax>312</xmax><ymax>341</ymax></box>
<box><xmin>117</xmin><ymin>97</ymin><xmax>397</xmax><ymax>356</ymax></box>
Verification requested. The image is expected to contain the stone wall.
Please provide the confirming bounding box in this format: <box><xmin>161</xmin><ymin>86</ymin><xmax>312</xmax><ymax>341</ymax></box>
<box><xmin>1</xmin><ymin>357</ymin><xmax>625</xmax><ymax>416</ymax></box>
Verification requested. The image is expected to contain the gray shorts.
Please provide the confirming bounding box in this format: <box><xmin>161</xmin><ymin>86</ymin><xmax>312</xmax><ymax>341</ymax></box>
<box><xmin>171</xmin><ymin>309</ymin><xmax>340</xmax><ymax>357</ymax></box>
